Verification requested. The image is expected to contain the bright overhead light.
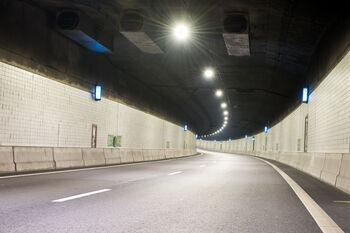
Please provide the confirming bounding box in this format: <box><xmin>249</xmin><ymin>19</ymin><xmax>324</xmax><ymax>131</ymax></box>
<box><xmin>204</xmin><ymin>68</ymin><xmax>214</xmax><ymax>79</ymax></box>
<box><xmin>224</xmin><ymin>116</ymin><xmax>228</xmax><ymax>120</ymax></box>
<box><xmin>223</xmin><ymin>110</ymin><xmax>228</xmax><ymax>115</ymax></box>
<box><xmin>221</xmin><ymin>102</ymin><xmax>227</xmax><ymax>109</ymax></box>
<box><xmin>215</xmin><ymin>89</ymin><xmax>223</xmax><ymax>97</ymax></box>
<box><xmin>173</xmin><ymin>23</ymin><xmax>190</xmax><ymax>41</ymax></box>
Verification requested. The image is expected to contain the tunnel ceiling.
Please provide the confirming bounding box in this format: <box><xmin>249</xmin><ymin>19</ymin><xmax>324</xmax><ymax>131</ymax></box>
<box><xmin>11</xmin><ymin>0</ymin><xmax>346</xmax><ymax>139</ymax></box>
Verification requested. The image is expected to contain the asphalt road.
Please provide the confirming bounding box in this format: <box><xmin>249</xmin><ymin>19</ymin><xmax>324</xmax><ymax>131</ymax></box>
<box><xmin>0</xmin><ymin>151</ymin><xmax>328</xmax><ymax>233</ymax></box>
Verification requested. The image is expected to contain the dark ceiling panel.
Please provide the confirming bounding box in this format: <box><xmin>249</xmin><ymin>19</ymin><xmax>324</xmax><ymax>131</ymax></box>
<box><xmin>15</xmin><ymin>0</ymin><xmax>347</xmax><ymax>139</ymax></box>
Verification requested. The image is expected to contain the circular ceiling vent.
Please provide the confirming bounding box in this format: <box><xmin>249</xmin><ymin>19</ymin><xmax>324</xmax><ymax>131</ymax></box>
<box><xmin>223</xmin><ymin>14</ymin><xmax>248</xmax><ymax>33</ymax></box>
<box><xmin>120</xmin><ymin>10</ymin><xmax>144</xmax><ymax>31</ymax></box>
<box><xmin>57</xmin><ymin>11</ymin><xmax>79</xmax><ymax>30</ymax></box>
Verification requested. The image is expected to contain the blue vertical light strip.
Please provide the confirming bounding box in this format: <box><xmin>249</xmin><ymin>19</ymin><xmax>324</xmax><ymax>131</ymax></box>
<box><xmin>229</xmin><ymin>138</ymin><xmax>232</xmax><ymax>141</ymax></box>
<box><xmin>264</xmin><ymin>126</ymin><xmax>268</xmax><ymax>133</ymax></box>
<box><xmin>184</xmin><ymin>125</ymin><xmax>188</xmax><ymax>131</ymax></box>
<box><xmin>195</xmin><ymin>134</ymin><xmax>198</xmax><ymax>139</ymax></box>
<box><xmin>302</xmin><ymin>87</ymin><xmax>309</xmax><ymax>103</ymax></box>
<box><xmin>95</xmin><ymin>85</ymin><xmax>102</xmax><ymax>101</ymax></box>
<box><xmin>245</xmin><ymin>135</ymin><xmax>248</xmax><ymax>139</ymax></box>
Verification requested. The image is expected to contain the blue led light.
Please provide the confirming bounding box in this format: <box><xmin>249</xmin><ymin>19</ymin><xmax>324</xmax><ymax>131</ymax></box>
<box><xmin>302</xmin><ymin>87</ymin><xmax>309</xmax><ymax>103</ymax></box>
<box><xmin>229</xmin><ymin>138</ymin><xmax>232</xmax><ymax>141</ymax></box>
<box><xmin>245</xmin><ymin>135</ymin><xmax>248</xmax><ymax>139</ymax></box>
<box><xmin>184</xmin><ymin>125</ymin><xmax>188</xmax><ymax>131</ymax></box>
<box><xmin>195</xmin><ymin>134</ymin><xmax>198</xmax><ymax>139</ymax></box>
<box><xmin>252</xmin><ymin>137</ymin><xmax>256</xmax><ymax>141</ymax></box>
<box><xmin>264</xmin><ymin>126</ymin><xmax>268</xmax><ymax>133</ymax></box>
<box><xmin>95</xmin><ymin>85</ymin><xmax>102</xmax><ymax>101</ymax></box>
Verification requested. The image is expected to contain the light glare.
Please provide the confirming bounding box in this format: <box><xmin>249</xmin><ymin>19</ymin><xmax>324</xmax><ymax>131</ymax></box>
<box><xmin>204</xmin><ymin>68</ymin><xmax>214</xmax><ymax>79</ymax></box>
<box><xmin>173</xmin><ymin>24</ymin><xmax>190</xmax><ymax>41</ymax></box>
<box><xmin>221</xmin><ymin>102</ymin><xmax>227</xmax><ymax>108</ymax></box>
<box><xmin>215</xmin><ymin>89</ymin><xmax>223</xmax><ymax>97</ymax></box>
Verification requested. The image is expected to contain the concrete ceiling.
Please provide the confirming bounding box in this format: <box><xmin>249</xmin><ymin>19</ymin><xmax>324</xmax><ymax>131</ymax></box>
<box><xmin>3</xmin><ymin>0</ymin><xmax>348</xmax><ymax>139</ymax></box>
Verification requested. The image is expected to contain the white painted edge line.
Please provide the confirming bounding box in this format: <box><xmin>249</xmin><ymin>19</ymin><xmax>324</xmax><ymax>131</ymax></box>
<box><xmin>52</xmin><ymin>189</ymin><xmax>111</xmax><ymax>203</ymax></box>
<box><xmin>168</xmin><ymin>171</ymin><xmax>183</xmax><ymax>176</ymax></box>
<box><xmin>257</xmin><ymin>158</ymin><xmax>344</xmax><ymax>233</ymax></box>
<box><xmin>0</xmin><ymin>153</ymin><xmax>201</xmax><ymax>180</ymax></box>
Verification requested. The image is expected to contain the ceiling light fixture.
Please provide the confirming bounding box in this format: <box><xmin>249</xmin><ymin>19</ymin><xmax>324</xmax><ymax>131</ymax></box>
<box><xmin>204</xmin><ymin>68</ymin><xmax>214</xmax><ymax>79</ymax></box>
<box><xmin>215</xmin><ymin>89</ymin><xmax>223</xmax><ymax>97</ymax></box>
<box><xmin>221</xmin><ymin>102</ymin><xmax>227</xmax><ymax>108</ymax></box>
<box><xmin>173</xmin><ymin>23</ymin><xmax>190</xmax><ymax>41</ymax></box>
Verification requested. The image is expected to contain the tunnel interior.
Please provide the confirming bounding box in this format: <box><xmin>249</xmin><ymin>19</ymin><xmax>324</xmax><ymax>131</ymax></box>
<box><xmin>0</xmin><ymin>0</ymin><xmax>349</xmax><ymax>140</ymax></box>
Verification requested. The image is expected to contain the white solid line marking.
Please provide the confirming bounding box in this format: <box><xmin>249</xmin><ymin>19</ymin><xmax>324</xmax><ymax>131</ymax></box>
<box><xmin>0</xmin><ymin>154</ymin><xmax>201</xmax><ymax>180</ymax></box>
<box><xmin>52</xmin><ymin>189</ymin><xmax>111</xmax><ymax>203</ymax></box>
<box><xmin>258</xmin><ymin>158</ymin><xmax>344</xmax><ymax>233</ymax></box>
<box><xmin>199</xmin><ymin>164</ymin><xmax>206</xmax><ymax>167</ymax></box>
<box><xmin>167</xmin><ymin>171</ymin><xmax>183</xmax><ymax>176</ymax></box>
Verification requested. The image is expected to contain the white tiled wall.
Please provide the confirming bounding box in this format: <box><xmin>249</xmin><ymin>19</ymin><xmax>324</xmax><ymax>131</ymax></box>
<box><xmin>198</xmin><ymin>49</ymin><xmax>350</xmax><ymax>154</ymax></box>
<box><xmin>0</xmin><ymin>62</ymin><xmax>195</xmax><ymax>149</ymax></box>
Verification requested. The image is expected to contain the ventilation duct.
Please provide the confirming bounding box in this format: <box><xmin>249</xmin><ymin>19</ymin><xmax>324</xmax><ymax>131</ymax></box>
<box><xmin>119</xmin><ymin>10</ymin><xmax>163</xmax><ymax>54</ymax></box>
<box><xmin>56</xmin><ymin>10</ymin><xmax>112</xmax><ymax>53</ymax></box>
<box><xmin>222</xmin><ymin>13</ymin><xmax>250</xmax><ymax>56</ymax></box>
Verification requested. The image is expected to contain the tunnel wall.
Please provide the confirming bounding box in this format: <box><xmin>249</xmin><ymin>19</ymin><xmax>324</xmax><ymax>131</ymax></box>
<box><xmin>197</xmin><ymin>48</ymin><xmax>350</xmax><ymax>194</ymax></box>
<box><xmin>0</xmin><ymin>61</ymin><xmax>197</xmax><ymax>174</ymax></box>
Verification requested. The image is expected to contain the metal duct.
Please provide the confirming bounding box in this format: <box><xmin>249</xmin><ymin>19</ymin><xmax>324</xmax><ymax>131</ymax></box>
<box><xmin>119</xmin><ymin>9</ymin><xmax>163</xmax><ymax>54</ymax></box>
<box><xmin>56</xmin><ymin>10</ymin><xmax>112</xmax><ymax>53</ymax></box>
<box><xmin>222</xmin><ymin>13</ymin><xmax>250</xmax><ymax>56</ymax></box>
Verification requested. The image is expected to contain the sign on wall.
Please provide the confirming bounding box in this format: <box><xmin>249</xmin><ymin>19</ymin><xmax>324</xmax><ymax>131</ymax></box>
<box><xmin>107</xmin><ymin>135</ymin><xmax>115</xmax><ymax>147</ymax></box>
<box><xmin>116</xmin><ymin>136</ymin><xmax>122</xmax><ymax>147</ymax></box>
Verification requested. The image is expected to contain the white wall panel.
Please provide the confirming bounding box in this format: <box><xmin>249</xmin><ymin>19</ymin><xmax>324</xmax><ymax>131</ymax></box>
<box><xmin>0</xmin><ymin>61</ymin><xmax>195</xmax><ymax>150</ymax></box>
<box><xmin>198</xmin><ymin>50</ymin><xmax>350</xmax><ymax>154</ymax></box>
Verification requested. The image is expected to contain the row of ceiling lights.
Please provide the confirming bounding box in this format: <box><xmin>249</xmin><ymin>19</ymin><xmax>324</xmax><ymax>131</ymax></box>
<box><xmin>172</xmin><ymin>23</ymin><xmax>228</xmax><ymax>139</ymax></box>
<box><xmin>173</xmin><ymin>22</ymin><xmax>311</xmax><ymax>141</ymax></box>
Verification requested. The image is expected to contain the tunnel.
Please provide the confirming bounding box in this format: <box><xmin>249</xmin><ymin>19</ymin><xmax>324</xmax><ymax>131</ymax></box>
<box><xmin>0</xmin><ymin>0</ymin><xmax>350</xmax><ymax>232</ymax></box>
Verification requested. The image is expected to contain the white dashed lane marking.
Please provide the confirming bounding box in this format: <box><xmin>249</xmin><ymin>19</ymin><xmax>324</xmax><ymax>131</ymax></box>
<box><xmin>52</xmin><ymin>189</ymin><xmax>111</xmax><ymax>203</ymax></box>
<box><xmin>167</xmin><ymin>171</ymin><xmax>183</xmax><ymax>176</ymax></box>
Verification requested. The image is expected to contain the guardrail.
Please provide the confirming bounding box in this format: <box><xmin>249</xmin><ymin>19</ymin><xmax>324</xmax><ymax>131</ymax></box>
<box><xmin>0</xmin><ymin>146</ymin><xmax>197</xmax><ymax>175</ymax></box>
